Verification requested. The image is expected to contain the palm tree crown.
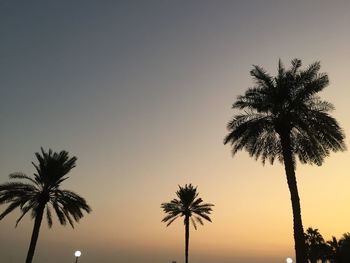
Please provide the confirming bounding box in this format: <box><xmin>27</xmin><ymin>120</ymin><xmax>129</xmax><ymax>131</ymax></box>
<box><xmin>0</xmin><ymin>148</ymin><xmax>91</xmax><ymax>227</ymax></box>
<box><xmin>224</xmin><ymin>59</ymin><xmax>346</xmax><ymax>166</ymax></box>
<box><xmin>161</xmin><ymin>184</ymin><xmax>213</xmax><ymax>229</ymax></box>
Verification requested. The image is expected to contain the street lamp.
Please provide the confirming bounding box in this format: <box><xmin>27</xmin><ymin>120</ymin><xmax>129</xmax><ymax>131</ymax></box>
<box><xmin>286</xmin><ymin>257</ymin><xmax>293</xmax><ymax>263</ymax></box>
<box><xmin>74</xmin><ymin>250</ymin><xmax>81</xmax><ymax>263</ymax></box>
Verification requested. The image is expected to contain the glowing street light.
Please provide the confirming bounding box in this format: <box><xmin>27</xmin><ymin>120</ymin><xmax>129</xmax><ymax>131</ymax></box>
<box><xmin>74</xmin><ymin>250</ymin><xmax>81</xmax><ymax>263</ymax></box>
<box><xmin>286</xmin><ymin>257</ymin><xmax>293</xmax><ymax>263</ymax></box>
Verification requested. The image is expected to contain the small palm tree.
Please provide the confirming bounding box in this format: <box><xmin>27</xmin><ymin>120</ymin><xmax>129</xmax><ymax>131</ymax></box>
<box><xmin>340</xmin><ymin>233</ymin><xmax>350</xmax><ymax>263</ymax></box>
<box><xmin>224</xmin><ymin>59</ymin><xmax>346</xmax><ymax>263</ymax></box>
<box><xmin>305</xmin><ymin>227</ymin><xmax>325</xmax><ymax>263</ymax></box>
<box><xmin>0</xmin><ymin>148</ymin><xmax>91</xmax><ymax>263</ymax></box>
<box><xmin>318</xmin><ymin>243</ymin><xmax>332</xmax><ymax>263</ymax></box>
<box><xmin>327</xmin><ymin>236</ymin><xmax>342</xmax><ymax>263</ymax></box>
<box><xmin>161</xmin><ymin>184</ymin><xmax>214</xmax><ymax>263</ymax></box>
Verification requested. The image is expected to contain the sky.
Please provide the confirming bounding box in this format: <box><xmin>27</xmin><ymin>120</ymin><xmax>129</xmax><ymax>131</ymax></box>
<box><xmin>0</xmin><ymin>1</ymin><xmax>350</xmax><ymax>262</ymax></box>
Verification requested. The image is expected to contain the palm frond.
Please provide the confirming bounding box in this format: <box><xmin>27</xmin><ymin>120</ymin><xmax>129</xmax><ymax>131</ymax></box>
<box><xmin>46</xmin><ymin>205</ymin><xmax>53</xmax><ymax>228</ymax></box>
<box><xmin>9</xmin><ymin>173</ymin><xmax>38</xmax><ymax>186</ymax></box>
<box><xmin>190</xmin><ymin>217</ymin><xmax>197</xmax><ymax>230</ymax></box>
<box><xmin>195</xmin><ymin>216</ymin><xmax>204</xmax><ymax>226</ymax></box>
<box><xmin>165</xmin><ymin>215</ymin><xmax>180</xmax><ymax>227</ymax></box>
<box><xmin>0</xmin><ymin>199</ymin><xmax>25</xmax><ymax>220</ymax></box>
<box><xmin>58</xmin><ymin>190</ymin><xmax>91</xmax><ymax>213</ymax></box>
<box><xmin>0</xmin><ymin>182</ymin><xmax>37</xmax><ymax>204</ymax></box>
<box><xmin>52</xmin><ymin>202</ymin><xmax>67</xmax><ymax>226</ymax></box>
<box><xmin>250</xmin><ymin>65</ymin><xmax>274</xmax><ymax>90</ymax></box>
<box><xmin>162</xmin><ymin>211</ymin><xmax>181</xmax><ymax>223</ymax></box>
<box><xmin>15</xmin><ymin>200</ymin><xmax>37</xmax><ymax>227</ymax></box>
<box><xmin>193</xmin><ymin>211</ymin><xmax>212</xmax><ymax>222</ymax></box>
<box><xmin>61</xmin><ymin>207</ymin><xmax>75</xmax><ymax>228</ymax></box>
<box><xmin>224</xmin><ymin>58</ymin><xmax>346</xmax><ymax>167</ymax></box>
<box><xmin>290</xmin><ymin>58</ymin><xmax>302</xmax><ymax>76</ymax></box>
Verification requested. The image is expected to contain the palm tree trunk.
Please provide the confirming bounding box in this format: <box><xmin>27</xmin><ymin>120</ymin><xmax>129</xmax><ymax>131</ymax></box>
<box><xmin>185</xmin><ymin>216</ymin><xmax>190</xmax><ymax>263</ymax></box>
<box><xmin>26</xmin><ymin>204</ymin><xmax>45</xmax><ymax>263</ymax></box>
<box><xmin>280</xmin><ymin>131</ymin><xmax>308</xmax><ymax>263</ymax></box>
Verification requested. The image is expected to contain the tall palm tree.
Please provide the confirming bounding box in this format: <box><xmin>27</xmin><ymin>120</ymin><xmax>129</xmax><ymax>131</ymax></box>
<box><xmin>224</xmin><ymin>59</ymin><xmax>346</xmax><ymax>263</ymax></box>
<box><xmin>161</xmin><ymin>184</ymin><xmax>214</xmax><ymax>263</ymax></box>
<box><xmin>0</xmin><ymin>148</ymin><xmax>91</xmax><ymax>263</ymax></box>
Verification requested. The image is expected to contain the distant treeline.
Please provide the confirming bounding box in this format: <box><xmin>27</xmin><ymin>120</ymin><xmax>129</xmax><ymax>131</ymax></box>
<box><xmin>305</xmin><ymin>227</ymin><xmax>350</xmax><ymax>263</ymax></box>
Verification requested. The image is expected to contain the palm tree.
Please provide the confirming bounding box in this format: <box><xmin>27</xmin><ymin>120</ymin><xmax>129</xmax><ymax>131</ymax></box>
<box><xmin>224</xmin><ymin>59</ymin><xmax>346</xmax><ymax>263</ymax></box>
<box><xmin>161</xmin><ymin>184</ymin><xmax>214</xmax><ymax>263</ymax></box>
<box><xmin>326</xmin><ymin>233</ymin><xmax>350</xmax><ymax>263</ymax></box>
<box><xmin>305</xmin><ymin>227</ymin><xmax>325</xmax><ymax>263</ymax></box>
<box><xmin>318</xmin><ymin>243</ymin><xmax>332</xmax><ymax>263</ymax></box>
<box><xmin>340</xmin><ymin>233</ymin><xmax>350</xmax><ymax>263</ymax></box>
<box><xmin>0</xmin><ymin>148</ymin><xmax>91</xmax><ymax>263</ymax></box>
<box><xmin>327</xmin><ymin>236</ymin><xmax>342</xmax><ymax>263</ymax></box>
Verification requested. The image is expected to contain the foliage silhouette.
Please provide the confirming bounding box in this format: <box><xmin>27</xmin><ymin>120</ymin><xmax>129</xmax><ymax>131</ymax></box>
<box><xmin>328</xmin><ymin>236</ymin><xmax>343</xmax><ymax>263</ymax></box>
<box><xmin>327</xmin><ymin>233</ymin><xmax>350</xmax><ymax>263</ymax></box>
<box><xmin>224</xmin><ymin>59</ymin><xmax>346</xmax><ymax>263</ymax></box>
<box><xmin>305</xmin><ymin>227</ymin><xmax>327</xmax><ymax>263</ymax></box>
<box><xmin>161</xmin><ymin>184</ymin><xmax>214</xmax><ymax>263</ymax></box>
<box><xmin>0</xmin><ymin>148</ymin><xmax>91</xmax><ymax>263</ymax></box>
<box><xmin>304</xmin><ymin>228</ymin><xmax>350</xmax><ymax>263</ymax></box>
<box><xmin>339</xmin><ymin>233</ymin><xmax>350</xmax><ymax>263</ymax></box>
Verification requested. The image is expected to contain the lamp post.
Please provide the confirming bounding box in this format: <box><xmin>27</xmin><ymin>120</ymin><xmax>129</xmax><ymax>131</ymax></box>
<box><xmin>286</xmin><ymin>257</ymin><xmax>293</xmax><ymax>263</ymax></box>
<box><xmin>74</xmin><ymin>250</ymin><xmax>81</xmax><ymax>263</ymax></box>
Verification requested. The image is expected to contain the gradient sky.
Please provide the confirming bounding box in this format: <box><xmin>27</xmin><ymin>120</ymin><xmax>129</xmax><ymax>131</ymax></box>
<box><xmin>1</xmin><ymin>1</ymin><xmax>350</xmax><ymax>262</ymax></box>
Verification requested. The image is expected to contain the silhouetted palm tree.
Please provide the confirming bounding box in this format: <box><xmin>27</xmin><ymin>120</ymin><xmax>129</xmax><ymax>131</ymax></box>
<box><xmin>327</xmin><ymin>236</ymin><xmax>343</xmax><ymax>263</ymax></box>
<box><xmin>340</xmin><ymin>233</ymin><xmax>350</xmax><ymax>263</ymax></box>
<box><xmin>305</xmin><ymin>227</ymin><xmax>325</xmax><ymax>263</ymax></box>
<box><xmin>161</xmin><ymin>184</ymin><xmax>214</xmax><ymax>263</ymax></box>
<box><xmin>318</xmin><ymin>243</ymin><xmax>332</xmax><ymax>263</ymax></box>
<box><xmin>0</xmin><ymin>148</ymin><xmax>91</xmax><ymax>263</ymax></box>
<box><xmin>224</xmin><ymin>59</ymin><xmax>346</xmax><ymax>263</ymax></box>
